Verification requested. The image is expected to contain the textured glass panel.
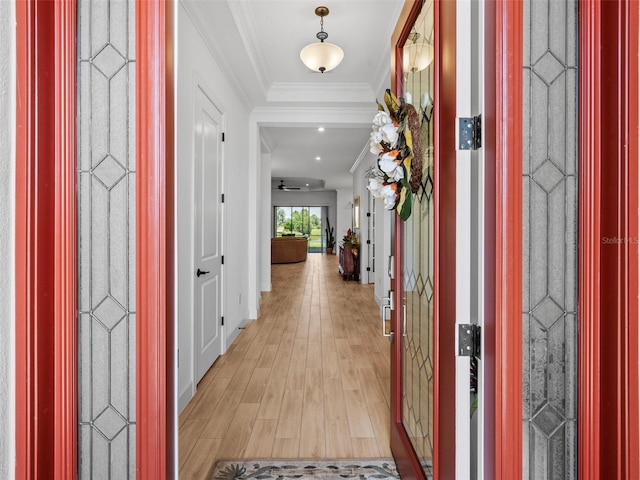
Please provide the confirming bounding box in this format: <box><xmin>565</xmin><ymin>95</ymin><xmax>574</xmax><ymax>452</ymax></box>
<box><xmin>110</xmin><ymin>66</ymin><xmax>130</xmax><ymax>166</ymax></box>
<box><xmin>523</xmin><ymin>0</ymin><xmax>577</xmax><ymax>478</ymax></box>
<box><xmin>78</xmin><ymin>1</ymin><xmax>136</xmax><ymax>477</ymax></box>
<box><xmin>399</xmin><ymin>3</ymin><xmax>435</xmax><ymax>476</ymax></box>
<box><xmin>91</xmin><ymin>177</ymin><xmax>110</xmax><ymax>306</ymax></box>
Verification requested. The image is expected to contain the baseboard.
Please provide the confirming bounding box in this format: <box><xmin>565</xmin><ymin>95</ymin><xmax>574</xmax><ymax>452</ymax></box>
<box><xmin>178</xmin><ymin>382</ymin><xmax>195</xmax><ymax>414</ymax></box>
<box><xmin>374</xmin><ymin>292</ymin><xmax>383</xmax><ymax>306</ymax></box>
<box><xmin>225</xmin><ymin>318</ymin><xmax>251</xmax><ymax>348</ymax></box>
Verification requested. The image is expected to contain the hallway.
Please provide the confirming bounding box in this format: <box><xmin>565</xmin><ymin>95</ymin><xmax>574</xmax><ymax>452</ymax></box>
<box><xmin>178</xmin><ymin>253</ymin><xmax>392</xmax><ymax>478</ymax></box>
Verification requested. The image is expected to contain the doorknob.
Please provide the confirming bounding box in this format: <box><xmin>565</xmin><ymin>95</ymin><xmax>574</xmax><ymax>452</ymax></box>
<box><xmin>196</xmin><ymin>268</ymin><xmax>210</xmax><ymax>277</ymax></box>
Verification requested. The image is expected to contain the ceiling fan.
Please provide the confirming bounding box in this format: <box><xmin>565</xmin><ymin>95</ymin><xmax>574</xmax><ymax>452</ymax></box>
<box><xmin>277</xmin><ymin>180</ymin><xmax>301</xmax><ymax>191</ymax></box>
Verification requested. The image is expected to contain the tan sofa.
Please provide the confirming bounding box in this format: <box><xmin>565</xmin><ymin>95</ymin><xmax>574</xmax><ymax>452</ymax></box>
<box><xmin>271</xmin><ymin>236</ymin><xmax>308</xmax><ymax>264</ymax></box>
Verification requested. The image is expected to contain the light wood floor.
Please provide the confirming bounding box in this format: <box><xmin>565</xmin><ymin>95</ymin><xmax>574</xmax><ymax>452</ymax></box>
<box><xmin>178</xmin><ymin>253</ymin><xmax>392</xmax><ymax>479</ymax></box>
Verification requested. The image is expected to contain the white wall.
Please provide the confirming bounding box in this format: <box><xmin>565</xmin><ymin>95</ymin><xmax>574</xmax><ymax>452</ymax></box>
<box><xmin>336</xmin><ymin>188</ymin><xmax>354</xmax><ymax>247</ymax></box>
<box><xmin>260</xmin><ymin>153</ymin><xmax>272</xmax><ymax>292</ymax></box>
<box><xmin>0</xmin><ymin>2</ymin><xmax>15</xmax><ymax>477</ymax></box>
<box><xmin>176</xmin><ymin>4</ymin><xmax>252</xmax><ymax>412</ymax></box>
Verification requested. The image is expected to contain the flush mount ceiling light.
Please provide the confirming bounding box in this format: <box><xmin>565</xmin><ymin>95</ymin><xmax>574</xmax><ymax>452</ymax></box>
<box><xmin>300</xmin><ymin>6</ymin><xmax>344</xmax><ymax>73</ymax></box>
<box><xmin>403</xmin><ymin>32</ymin><xmax>434</xmax><ymax>73</ymax></box>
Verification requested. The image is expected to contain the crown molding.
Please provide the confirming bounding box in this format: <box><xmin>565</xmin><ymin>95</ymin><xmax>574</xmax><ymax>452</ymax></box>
<box><xmin>373</xmin><ymin>1</ymin><xmax>405</xmax><ymax>94</ymax></box>
<box><xmin>181</xmin><ymin>2</ymin><xmax>253</xmax><ymax>111</ymax></box>
<box><xmin>350</xmin><ymin>142</ymin><xmax>373</xmax><ymax>174</ymax></box>
<box><xmin>227</xmin><ymin>1</ymin><xmax>272</xmax><ymax>95</ymax></box>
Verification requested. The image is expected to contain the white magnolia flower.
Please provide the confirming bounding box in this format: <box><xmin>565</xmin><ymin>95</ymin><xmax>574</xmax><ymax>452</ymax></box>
<box><xmin>371</xmin><ymin>111</ymin><xmax>399</xmax><ymax>148</ymax></box>
<box><xmin>380</xmin><ymin>123</ymin><xmax>399</xmax><ymax>146</ymax></box>
<box><xmin>380</xmin><ymin>183</ymin><xmax>398</xmax><ymax>210</ymax></box>
<box><xmin>372</xmin><ymin>110</ymin><xmax>393</xmax><ymax>128</ymax></box>
<box><xmin>379</xmin><ymin>150</ymin><xmax>404</xmax><ymax>182</ymax></box>
<box><xmin>369</xmin><ymin>131</ymin><xmax>384</xmax><ymax>155</ymax></box>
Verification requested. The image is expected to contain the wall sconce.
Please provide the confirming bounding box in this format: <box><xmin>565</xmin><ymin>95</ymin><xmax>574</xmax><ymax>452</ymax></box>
<box><xmin>300</xmin><ymin>6</ymin><xmax>344</xmax><ymax>73</ymax></box>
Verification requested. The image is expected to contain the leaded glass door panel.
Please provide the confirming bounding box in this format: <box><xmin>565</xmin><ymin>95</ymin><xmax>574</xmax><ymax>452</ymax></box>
<box><xmin>399</xmin><ymin>2</ymin><xmax>436</xmax><ymax>475</ymax></box>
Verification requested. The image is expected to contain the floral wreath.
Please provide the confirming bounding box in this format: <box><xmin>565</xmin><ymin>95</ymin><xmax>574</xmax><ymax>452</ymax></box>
<box><xmin>367</xmin><ymin>89</ymin><xmax>423</xmax><ymax>221</ymax></box>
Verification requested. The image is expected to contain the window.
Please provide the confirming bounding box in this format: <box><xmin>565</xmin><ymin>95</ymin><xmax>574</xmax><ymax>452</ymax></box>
<box><xmin>274</xmin><ymin>206</ymin><xmax>325</xmax><ymax>253</ymax></box>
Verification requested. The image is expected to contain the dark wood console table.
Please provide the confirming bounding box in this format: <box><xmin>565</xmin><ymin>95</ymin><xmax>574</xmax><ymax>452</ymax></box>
<box><xmin>338</xmin><ymin>244</ymin><xmax>359</xmax><ymax>281</ymax></box>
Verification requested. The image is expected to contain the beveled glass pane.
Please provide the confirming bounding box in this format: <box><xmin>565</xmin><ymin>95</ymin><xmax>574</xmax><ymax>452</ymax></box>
<box><xmin>400</xmin><ymin>1</ymin><xmax>435</xmax><ymax>475</ymax></box>
<box><xmin>77</xmin><ymin>1</ymin><xmax>136</xmax><ymax>477</ymax></box>
<box><xmin>523</xmin><ymin>0</ymin><xmax>578</xmax><ymax>478</ymax></box>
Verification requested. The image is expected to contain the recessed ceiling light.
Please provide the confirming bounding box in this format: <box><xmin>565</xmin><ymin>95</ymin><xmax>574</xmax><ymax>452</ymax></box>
<box><xmin>318</xmin><ymin>127</ymin><xmax>325</xmax><ymax>132</ymax></box>
<box><xmin>315</xmin><ymin>156</ymin><xmax>321</xmax><ymax>161</ymax></box>
<box><xmin>306</xmin><ymin>183</ymin><xmax>310</xmax><ymax>187</ymax></box>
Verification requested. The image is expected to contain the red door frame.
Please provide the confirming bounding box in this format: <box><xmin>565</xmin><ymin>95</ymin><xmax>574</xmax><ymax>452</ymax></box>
<box><xmin>15</xmin><ymin>1</ymin><xmax>175</xmax><ymax>478</ymax></box>
<box><xmin>483</xmin><ymin>0</ymin><xmax>523</xmax><ymax>478</ymax></box>
<box><xmin>14</xmin><ymin>0</ymin><xmax>639</xmax><ymax>478</ymax></box>
<box><xmin>136</xmin><ymin>1</ymin><xmax>175</xmax><ymax>478</ymax></box>
<box><xmin>15</xmin><ymin>1</ymin><xmax>78</xmax><ymax>478</ymax></box>
<box><xmin>579</xmin><ymin>1</ymin><xmax>640</xmax><ymax>478</ymax></box>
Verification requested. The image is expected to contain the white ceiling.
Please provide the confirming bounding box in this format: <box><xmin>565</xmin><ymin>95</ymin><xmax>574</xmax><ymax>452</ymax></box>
<box><xmin>183</xmin><ymin>0</ymin><xmax>405</xmax><ymax>190</ymax></box>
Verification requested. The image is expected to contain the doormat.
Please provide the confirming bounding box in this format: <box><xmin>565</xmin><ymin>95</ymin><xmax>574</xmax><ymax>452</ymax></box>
<box><xmin>208</xmin><ymin>459</ymin><xmax>401</xmax><ymax>479</ymax></box>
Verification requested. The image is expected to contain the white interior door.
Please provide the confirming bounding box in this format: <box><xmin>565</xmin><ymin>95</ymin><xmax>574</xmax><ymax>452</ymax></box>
<box><xmin>194</xmin><ymin>86</ymin><xmax>224</xmax><ymax>383</ymax></box>
<box><xmin>455</xmin><ymin>0</ymin><xmax>484</xmax><ymax>478</ymax></box>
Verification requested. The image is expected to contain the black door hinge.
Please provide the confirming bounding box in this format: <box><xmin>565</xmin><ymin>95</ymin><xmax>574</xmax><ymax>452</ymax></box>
<box><xmin>222</xmin><ymin>132</ymin><xmax>225</xmax><ymax>142</ymax></box>
<box><xmin>221</xmin><ymin>193</ymin><xmax>225</xmax><ymax>203</ymax></box>
<box><xmin>221</xmin><ymin>255</ymin><xmax>224</xmax><ymax>265</ymax></box>
<box><xmin>366</xmin><ymin>240</ymin><xmax>371</xmax><ymax>244</ymax></box>
<box><xmin>458</xmin><ymin>324</ymin><xmax>481</xmax><ymax>358</ymax></box>
<box><xmin>366</xmin><ymin>267</ymin><xmax>371</xmax><ymax>272</ymax></box>
<box><xmin>366</xmin><ymin>212</ymin><xmax>371</xmax><ymax>217</ymax></box>
<box><xmin>457</xmin><ymin>115</ymin><xmax>482</xmax><ymax>150</ymax></box>
<box><xmin>221</xmin><ymin>316</ymin><xmax>224</xmax><ymax>326</ymax></box>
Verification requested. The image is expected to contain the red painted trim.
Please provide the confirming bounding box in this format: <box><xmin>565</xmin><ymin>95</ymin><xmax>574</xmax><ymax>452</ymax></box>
<box><xmin>625</xmin><ymin>3</ymin><xmax>640</xmax><ymax>477</ymax></box>
<box><xmin>432</xmin><ymin>0</ymin><xmax>457</xmax><ymax>478</ymax></box>
<box><xmin>165</xmin><ymin>1</ymin><xmax>177</xmax><ymax>476</ymax></box>
<box><xmin>579</xmin><ymin>1</ymin><xmax>640</xmax><ymax>478</ymax></box>
<box><xmin>489</xmin><ymin>1</ymin><xmax>523</xmax><ymax>478</ymax></box>
<box><xmin>136</xmin><ymin>1</ymin><xmax>172</xmax><ymax>477</ymax></box>
<box><xmin>15</xmin><ymin>3</ymin><xmax>33</xmax><ymax>476</ymax></box>
<box><xmin>53</xmin><ymin>2</ymin><xmax>79</xmax><ymax>478</ymax></box>
<box><xmin>15</xmin><ymin>1</ymin><xmax>77</xmax><ymax>478</ymax></box>
<box><xmin>578</xmin><ymin>1</ymin><xmax>602</xmax><ymax>476</ymax></box>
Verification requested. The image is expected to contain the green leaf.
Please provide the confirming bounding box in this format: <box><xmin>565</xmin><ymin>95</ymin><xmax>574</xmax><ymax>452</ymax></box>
<box><xmin>396</xmin><ymin>185</ymin><xmax>412</xmax><ymax>221</ymax></box>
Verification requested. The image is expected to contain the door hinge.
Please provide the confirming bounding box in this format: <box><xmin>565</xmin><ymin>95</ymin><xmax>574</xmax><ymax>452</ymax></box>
<box><xmin>221</xmin><ymin>193</ymin><xmax>225</xmax><ymax>203</ymax></box>
<box><xmin>366</xmin><ymin>267</ymin><xmax>371</xmax><ymax>272</ymax></box>
<box><xmin>221</xmin><ymin>255</ymin><xmax>224</xmax><ymax>265</ymax></box>
<box><xmin>458</xmin><ymin>324</ymin><xmax>481</xmax><ymax>358</ymax></box>
<box><xmin>367</xmin><ymin>212</ymin><xmax>371</xmax><ymax>217</ymax></box>
<box><xmin>222</xmin><ymin>132</ymin><xmax>225</xmax><ymax>142</ymax></box>
<box><xmin>366</xmin><ymin>239</ymin><xmax>371</xmax><ymax>244</ymax></box>
<box><xmin>177</xmin><ymin>349</ymin><xmax>179</xmax><ymax>368</ymax></box>
<box><xmin>221</xmin><ymin>316</ymin><xmax>224</xmax><ymax>326</ymax></box>
<box><xmin>457</xmin><ymin>115</ymin><xmax>482</xmax><ymax>150</ymax></box>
